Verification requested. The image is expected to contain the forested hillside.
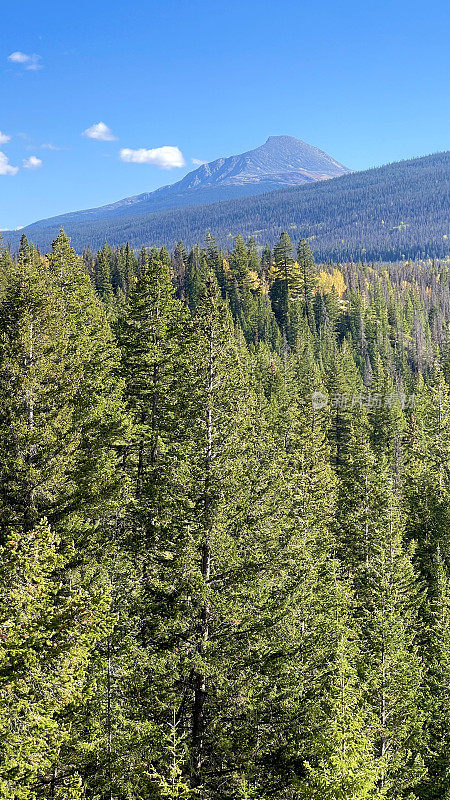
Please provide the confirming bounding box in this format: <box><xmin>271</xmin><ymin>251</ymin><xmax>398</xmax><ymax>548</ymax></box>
<box><xmin>5</xmin><ymin>150</ymin><xmax>450</xmax><ymax>261</ymax></box>
<box><xmin>3</xmin><ymin>228</ymin><xmax>450</xmax><ymax>799</ymax></box>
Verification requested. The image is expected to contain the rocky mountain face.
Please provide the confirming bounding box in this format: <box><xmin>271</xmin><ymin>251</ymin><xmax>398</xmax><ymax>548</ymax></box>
<box><xmin>166</xmin><ymin>135</ymin><xmax>350</xmax><ymax>189</ymax></box>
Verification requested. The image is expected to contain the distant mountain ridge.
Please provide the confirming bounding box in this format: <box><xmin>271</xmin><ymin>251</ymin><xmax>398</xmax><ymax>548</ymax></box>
<box><xmin>3</xmin><ymin>136</ymin><xmax>350</xmax><ymax>247</ymax></box>
<box><xmin>5</xmin><ymin>149</ymin><xmax>448</xmax><ymax>263</ymax></box>
<box><xmin>5</xmin><ymin>143</ymin><xmax>449</xmax><ymax>264</ymax></box>
<box><xmin>170</xmin><ymin>135</ymin><xmax>349</xmax><ymax>188</ymax></box>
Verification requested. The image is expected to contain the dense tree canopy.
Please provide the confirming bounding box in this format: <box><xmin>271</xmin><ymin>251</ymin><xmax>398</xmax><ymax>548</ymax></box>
<box><xmin>2</xmin><ymin>229</ymin><xmax>450</xmax><ymax>799</ymax></box>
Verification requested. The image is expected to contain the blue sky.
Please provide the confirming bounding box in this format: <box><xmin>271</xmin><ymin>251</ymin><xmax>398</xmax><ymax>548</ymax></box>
<box><xmin>1</xmin><ymin>0</ymin><xmax>449</xmax><ymax>230</ymax></box>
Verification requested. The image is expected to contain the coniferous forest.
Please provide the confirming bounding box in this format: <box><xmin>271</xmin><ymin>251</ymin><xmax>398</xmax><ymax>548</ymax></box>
<box><xmin>4</xmin><ymin>227</ymin><xmax>450</xmax><ymax>800</ymax></box>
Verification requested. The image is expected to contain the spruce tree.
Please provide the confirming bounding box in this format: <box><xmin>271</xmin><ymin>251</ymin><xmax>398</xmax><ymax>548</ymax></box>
<box><xmin>0</xmin><ymin>230</ymin><xmax>125</xmax><ymax>799</ymax></box>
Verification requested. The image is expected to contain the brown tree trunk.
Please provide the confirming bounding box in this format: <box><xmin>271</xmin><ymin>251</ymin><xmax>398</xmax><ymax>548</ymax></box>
<box><xmin>192</xmin><ymin>316</ymin><xmax>214</xmax><ymax>780</ymax></box>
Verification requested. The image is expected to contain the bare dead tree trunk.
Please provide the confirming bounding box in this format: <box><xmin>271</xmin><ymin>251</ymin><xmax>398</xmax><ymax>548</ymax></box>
<box><xmin>150</xmin><ymin>362</ymin><xmax>159</xmax><ymax>465</ymax></box>
<box><xmin>192</xmin><ymin>539</ymin><xmax>211</xmax><ymax>776</ymax></box>
<box><xmin>25</xmin><ymin>314</ymin><xmax>36</xmax><ymax>522</ymax></box>
<box><xmin>50</xmin><ymin>764</ymin><xmax>57</xmax><ymax>800</ymax></box>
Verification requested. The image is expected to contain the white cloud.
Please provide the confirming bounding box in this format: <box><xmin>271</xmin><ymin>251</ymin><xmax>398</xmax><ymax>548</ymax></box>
<box><xmin>0</xmin><ymin>152</ymin><xmax>19</xmax><ymax>176</ymax></box>
<box><xmin>23</xmin><ymin>155</ymin><xmax>42</xmax><ymax>170</ymax></box>
<box><xmin>0</xmin><ymin>132</ymin><xmax>11</xmax><ymax>145</ymax></box>
<box><xmin>192</xmin><ymin>158</ymin><xmax>207</xmax><ymax>166</ymax></box>
<box><xmin>83</xmin><ymin>121</ymin><xmax>117</xmax><ymax>141</ymax></box>
<box><xmin>8</xmin><ymin>51</ymin><xmax>30</xmax><ymax>63</ymax></box>
<box><xmin>8</xmin><ymin>51</ymin><xmax>42</xmax><ymax>70</ymax></box>
<box><xmin>120</xmin><ymin>146</ymin><xmax>185</xmax><ymax>169</ymax></box>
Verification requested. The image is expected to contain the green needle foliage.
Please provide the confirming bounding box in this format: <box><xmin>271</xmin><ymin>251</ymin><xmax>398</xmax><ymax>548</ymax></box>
<box><xmin>3</xmin><ymin>229</ymin><xmax>450</xmax><ymax>799</ymax></box>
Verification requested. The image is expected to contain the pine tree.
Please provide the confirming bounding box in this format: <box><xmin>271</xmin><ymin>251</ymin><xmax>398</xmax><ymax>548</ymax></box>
<box><xmin>356</xmin><ymin>470</ymin><xmax>425</xmax><ymax>796</ymax></box>
<box><xmin>95</xmin><ymin>242</ymin><xmax>115</xmax><ymax>309</ymax></box>
<box><xmin>298</xmin><ymin>567</ymin><xmax>380</xmax><ymax>800</ymax></box>
<box><xmin>297</xmin><ymin>238</ymin><xmax>317</xmax><ymax>331</ymax></box>
<box><xmin>173</xmin><ymin>241</ymin><xmax>188</xmax><ymax>300</ymax></box>
<box><xmin>417</xmin><ymin>550</ymin><xmax>450</xmax><ymax>799</ymax></box>
<box><xmin>0</xmin><ymin>230</ymin><xmax>125</xmax><ymax>798</ymax></box>
<box><xmin>96</xmin><ymin>252</ymin><xmax>196</xmax><ymax>799</ymax></box>
<box><xmin>0</xmin><ymin>519</ymin><xmax>110</xmax><ymax>800</ymax></box>
<box><xmin>180</xmin><ymin>275</ymin><xmax>292</xmax><ymax>794</ymax></box>
<box><xmin>269</xmin><ymin>232</ymin><xmax>295</xmax><ymax>330</ymax></box>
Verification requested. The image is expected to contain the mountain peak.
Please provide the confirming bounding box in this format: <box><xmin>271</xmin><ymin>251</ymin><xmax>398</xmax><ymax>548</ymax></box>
<box><xmin>253</xmin><ymin>135</ymin><xmax>349</xmax><ymax>173</ymax></box>
<box><xmin>265</xmin><ymin>134</ymin><xmax>306</xmax><ymax>143</ymax></box>
<box><xmin>177</xmin><ymin>135</ymin><xmax>350</xmax><ymax>191</ymax></box>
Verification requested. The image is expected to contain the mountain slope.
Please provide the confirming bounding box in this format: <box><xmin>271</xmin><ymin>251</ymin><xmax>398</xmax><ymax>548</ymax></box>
<box><xmin>106</xmin><ymin>150</ymin><xmax>445</xmax><ymax>263</ymax></box>
<box><xmin>5</xmin><ymin>150</ymin><xmax>449</xmax><ymax>263</ymax></box>
<box><xmin>4</xmin><ymin>136</ymin><xmax>349</xmax><ymax>247</ymax></box>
